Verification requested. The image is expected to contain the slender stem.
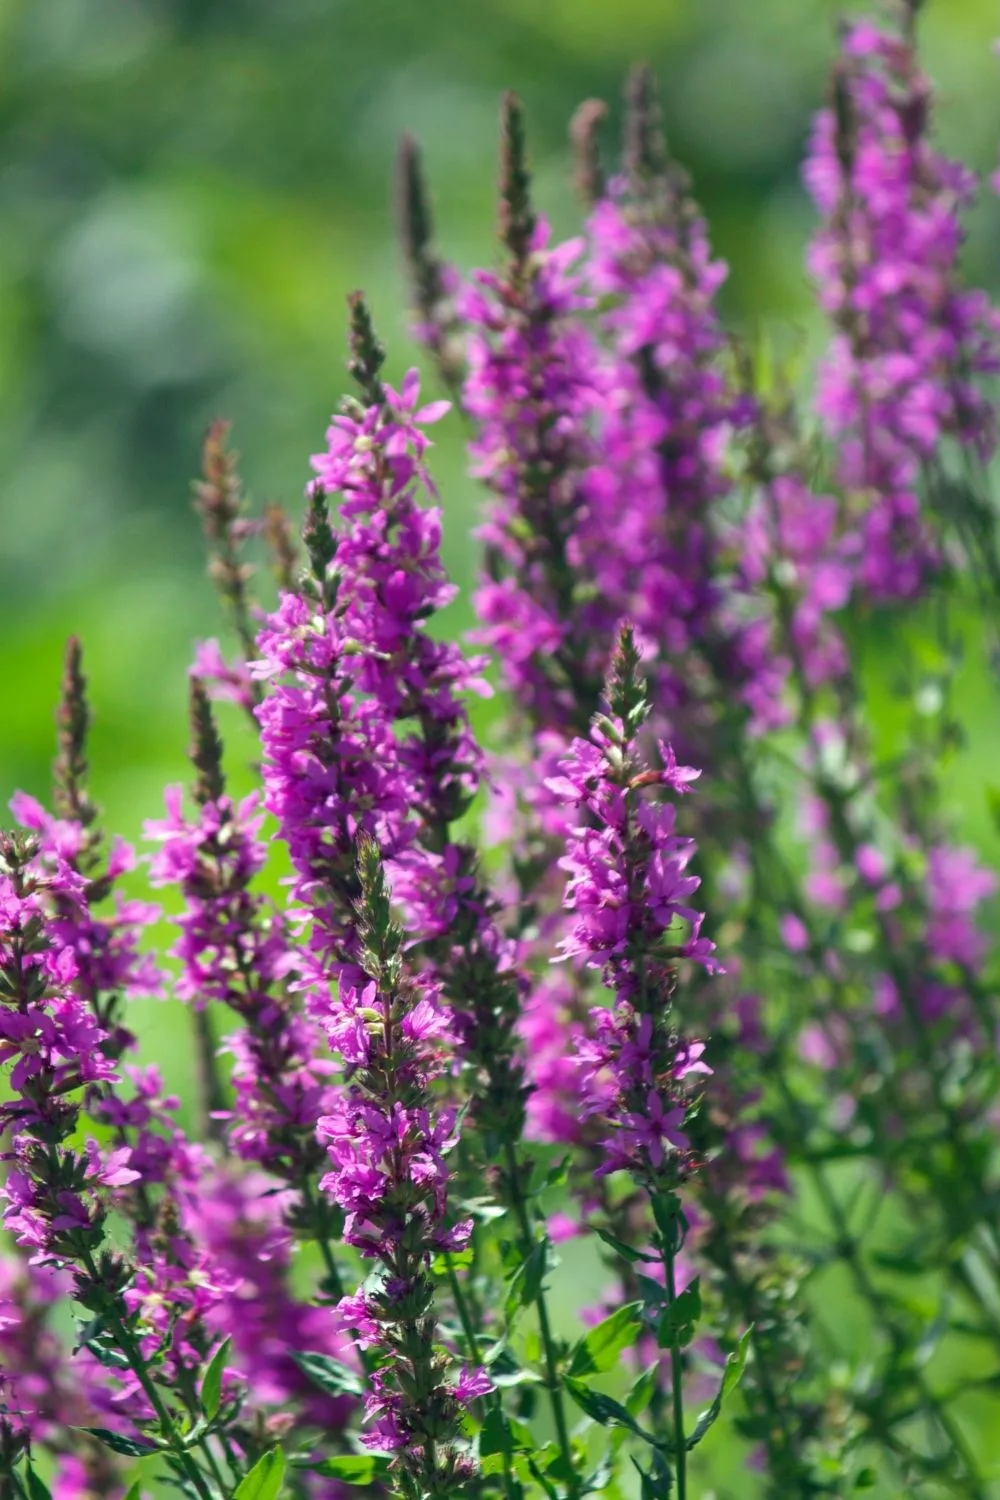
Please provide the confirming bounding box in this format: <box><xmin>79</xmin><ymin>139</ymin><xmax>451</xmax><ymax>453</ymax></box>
<box><xmin>771</xmin><ymin>1081</ymin><xmax>988</xmax><ymax>1498</ymax></box>
<box><xmin>302</xmin><ymin>1177</ymin><xmax>344</xmax><ymax>1300</ymax></box>
<box><xmin>177</xmin><ymin>1368</ymin><xmax>234</xmax><ymax>1493</ymax></box>
<box><xmin>446</xmin><ymin>1254</ymin><xmax>481</xmax><ymax>1363</ymax></box>
<box><xmin>446</xmin><ymin>1256</ymin><xmax>518</xmax><ymax>1500</ymax></box>
<box><xmin>191</xmin><ymin>1005</ymin><xmax>227</xmax><ymax>1148</ymax></box>
<box><xmin>664</xmin><ymin>1248</ymin><xmax>687</xmax><ymax>1500</ymax></box>
<box><xmin>81</xmin><ymin>1254</ymin><xmax>215</xmax><ymax>1500</ymax></box>
<box><xmin>502</xmin><ymin>1142</ymin><xmax>577</xmax><ymax>1496</ymax></box>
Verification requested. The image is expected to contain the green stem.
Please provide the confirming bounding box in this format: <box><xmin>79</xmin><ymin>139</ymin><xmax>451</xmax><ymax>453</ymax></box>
<box><xmin>191</xmin><ymin>1005</ymin><xmax>227</xmax><ymax>1148</ymax></box>
<box><xmin>446</xmin><ymin>1256</ymin><xmax>518</xmax><ymax>1500</ymax></box>
<box><xmin>664</xmin><ymin>1248</ymin><xmax>687</xmax><ymax>1500</ymax></box>
<box><xmin>503</xmin><ymin>1142</ymin><xmax>577</xmax><ymax>1497</ymax></box>
<box><xmin>81</xmin><ymin>1254</ymin><xmax>215</xmax><ymax>1500</ymax></box>
<box><xmin>771</xmin><ymin>1082</ymin><xmax>987</xmax><ymax>1499</ymax></box>
<box><xmin>446</xmin><ymin>1254</ymin><xmax>481</xmax><ymax>1363</ymax></box>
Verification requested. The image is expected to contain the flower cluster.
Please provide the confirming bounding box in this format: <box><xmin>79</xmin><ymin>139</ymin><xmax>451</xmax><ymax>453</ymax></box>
<box><xmin>805</xmin><ymin>15</ymin><xmax>1000</xmax><ymax>599</ymax></box>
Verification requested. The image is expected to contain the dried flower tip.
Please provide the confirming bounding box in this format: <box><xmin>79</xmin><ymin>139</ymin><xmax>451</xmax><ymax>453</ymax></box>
<box><xmin>499</xmin><ymin>91</ymin><xmax>536</xmax><ymax>267</ymax></box>
<box><xmin>606</xmin><ymin>623</ymin><xmax>648</xmax><ymax>729</ymax></box>
<box><xmin>262</xmin><ymin>501</ymin><xmax>298</xmax><ymax>593</ymax></box>
<box><xmin>624</xmin><ymin>64</ymin><xmax>668</xmax><ymax>194</ymax></box>
<box><xmin>396</xmin><ymin>133</ymin><xmax>434</xmax><ymax>276</ymax></box>
<box><xmin>188</xmin><ymin>678</ymin><xmax>226</xmax><ymax>807</ymax></box>
<box><xmin>52</xmin><ymin>636</ymin><xmax>98</xmax><ymax>835</ymax></box>
<box><xmin>570</xmin><ymin>98</ymin><xmax>608</xmax><ymax>207</ymax></box>
<box><xmin>194</xmin><ymin>419</ymin><xmax>242</xmax><ymax>542</ymax></box>
<box><xmin>346</xmin><ymin>290</ymin><xmax>387</xmax><ymax>408</ymax></box>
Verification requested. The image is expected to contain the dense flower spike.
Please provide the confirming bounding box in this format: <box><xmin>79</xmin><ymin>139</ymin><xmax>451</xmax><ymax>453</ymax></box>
<box><xmin>805</xmin><ymin>13</ymin><xmax>1000</xmax><ymax>598</ymax></box>
<box><xmin>549</xmin><ymin>627</ymin><xmax>719</xmax><ymax>1493</ymax></box>
<box><xmin>464</xmin><ymin>95</ymin><xmax>605</xmax><ymax>737</ymax></box>
<box><xmin>147</xmin><ymin>682</ymin><xmax>335</xmax><ymax>1212</ymax></box>
<box><xmin>550</xmin><ymin>628</ymin><xmax>716</xmax><ymax>1177</ymax></box>
<box><xmin>318</xmin><ymin>841</ymin><xmax>482</xmax><ymax>1493</ymax></box>
<box><xmin>582</xmin><ymin>74</ymin><xmax>763</xmax><ymax>740</ymax></box>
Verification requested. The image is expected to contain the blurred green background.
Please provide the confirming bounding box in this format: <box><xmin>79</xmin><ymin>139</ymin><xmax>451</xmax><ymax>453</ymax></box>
<box><xmin>2</xmin><ymin>2</ymin><xmax>1000</xmax><ymax>1492</ymax></box>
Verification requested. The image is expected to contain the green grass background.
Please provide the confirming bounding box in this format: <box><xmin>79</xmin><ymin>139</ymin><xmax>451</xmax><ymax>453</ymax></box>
<box><xmin>2</xmin><ymin>0</ymin><xmax>1000</xmax><ymax>1493</ymax></box>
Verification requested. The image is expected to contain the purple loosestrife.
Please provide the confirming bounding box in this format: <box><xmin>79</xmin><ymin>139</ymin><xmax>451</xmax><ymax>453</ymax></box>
<box><xmin>0</xmin><ymin>834</ymin><xmax>220</xmax><ymax>1500</ymax></box>
<box><xmin>582</xmin><ymin>70</ymin><xmax>768</xmax><ymax>742</ymax></box>
<box><xmin>255</xmin><ymin>321</ymin><xmax>489</xmax><ymax>1494</ymax></box>
<box><xmin>308</xmin><ymin>299</ymin><xmax>531</xmax><ymax>1165</ymax></box>
<box><xmin>184</xmin><ymin>1164</ymin><xmax>355</xmax><ymax>1437</ymax></box>
<box><xmin>309</xmin><ymin>302</ymin><xmax>593</xmax><ymax>1493</ymax></box>
<box><xmin>146</xmin><ymin>681</ymin><xmax>337</xmax><ymax>1249</ymax></box>
<box><xmin>463</xmin><ymin>94</ymin><xmax>605</xmax><ymax>740</ymax></box>
<box><xmin>0</xmin><ymin>1256</ymin><xmax>118</xmax><ymax>1498</ymax></box>
<box><xmin>318</xmin><ymin>840</ymin><xmax>483</xmax><ymax>1496</ymax></box>
<box><xmin>549</xmin><ymin>629</ymin><xmax>717</xmax><ymax>1180</ymax></box>
<box><xmin>805</xmin><ymin>13</ymin><xmax>1000</xmax><ymax>600</ymax></box>
<box><xmin>548</xmin><ymin>627</ymin><xmax>718</xmax><ymax>1496</ymax></box>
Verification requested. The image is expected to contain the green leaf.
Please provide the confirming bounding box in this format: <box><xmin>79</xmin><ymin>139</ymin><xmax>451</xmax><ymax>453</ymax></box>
<box><xmin>855</xmin><ymin>1469</ymin><xmax>877</xmax><ymax>1490</ymax></box>
<box><xmin>631</xmin><ymin>1451</ymin><xmax>674</xmax><ymax>1500</ymax></box>
<box><xmin>567</xmin><ymin>1303</ymin><xmax>642</xmax><ymax>1378</ymax></box>
<box><xmin>199</xmin><ymin>1336</ymin><xmax>231</xmax><ymax>1422</ymax></box>
<box><xmin>523</xmin><ymin>1453</ymin><xmax>560</xmax><ymax>1500</ymax></box>
<box><xmin>431</xmin><ymin>1247</ymin><xmax>474</xmax><ymax>1276</ymax></box>
<box><xmin>543</xmin><ymin>1155</ymin><xmax>571</xmax><ymax>1190</ymax></box>
<box><xmin>625</xmin><ymin>1363</ymin><xmax>660</xmax><ymax>1420</ymax></box>
<box><xmin>686</xmin><ymin>1327</ymin><xmax>753</xmax><ymax>1450</ymax></box>
<box><xmin>564</xmin><ymin>1378</ymin><xmax>659</xmax><ymax>1446</ymax></box>
<box><xmin>122</xmin><ymin>1485</ymin><xmax>141</xmax><ymax>1500</ymax></box>
<box><xmin>298</xmin><ymin>1455</ymin><xmax>379</xmax><ymax>1484</ymax></box>
<box><xmin>83</xmin><ymin>1340</ymin><xmax>130</xmax><ymax>1371</ymax></box>
<box><xmin>657</xmin><ymin>1280</ymin><xmax>701</xmax><ymax>1350</ymax></box>
<box><xmin>80</xmin><ymin>1428</ymin><xmax>159</xmax><ymax>1459</ymax></box>
<box><xmin>870</xmin><ymin>1250</ymin><xmax>926</xmax><ymax>1277</ymax></box>
<box><xmin>25</xmin><ymin>1467</ymin><xmax>53</xmax><ymax>1500</ymax></box>
<box><xmin>649</xmin><ymin>1191</ymin><xmax>684</xmax><ymax>1248</ymax></box>
<box><xmin>291</xmin><ymin>1351</ymin><xmax>366</xmax><ymax>1399</ymax></box>
<box><xmin>234</xmin><ymin>1447</ymin><xmax>286</xmax><ymax>1500</ymax></box>
<box><xmin>479</xmin><ymin>1406</ymin><xmax>513</xmax><ymax>1460</ymax></box>
<box><xmin>593</xmin><ymin>1226</ymin><xmax>658</xmax><ymax>1265</ymax></box>
<box><xmin>504</xmin><ymin>1240</ymin><xmax>548</xmax><ymax>1326</ymax></box>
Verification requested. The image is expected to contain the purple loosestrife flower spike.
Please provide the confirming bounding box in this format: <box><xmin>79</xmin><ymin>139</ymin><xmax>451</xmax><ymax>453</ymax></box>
<box><xmin>623</xmin><ymin>63</ymin><xmax>669</xmax><ymax>200</ymax></box>
<box><xmin>549</xmin><ymin>626</ymin><xmax>717</xmax><ymax>1183</ymax></box>
<box><xmin>146</xmin><ymin>685</ymin><xmax>334</xmax><ymax>1219</ymax></box>
<box><xmin>318</xmin><ymin>839</ymin><xmax>484</xmax><ymax>1494</ymax></box>
<box><xmin>549</xmin><ymin>626</ymin><xmax>718</xmax><ymax>1496</ymax></box>
<box><xmin>465</xmin><ymin>102</ymin><xmax>603</xmax><ymax>737</ymax></box>
<box><xmin>804</xmin><ymin>17</ymin><xmax>1000</xmax><ymax>599</ymax></box>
